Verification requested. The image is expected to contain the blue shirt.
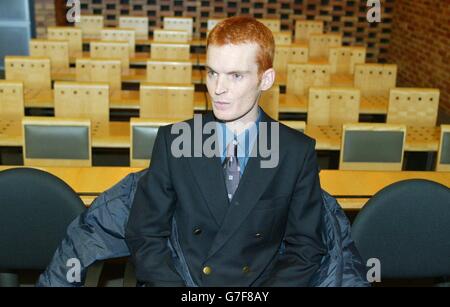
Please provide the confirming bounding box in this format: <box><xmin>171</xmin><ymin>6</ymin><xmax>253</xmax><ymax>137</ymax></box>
<box><xmin>217</xmin><ymin>108</ymin><xmax>261</xmax><ymax>176</ymax></box>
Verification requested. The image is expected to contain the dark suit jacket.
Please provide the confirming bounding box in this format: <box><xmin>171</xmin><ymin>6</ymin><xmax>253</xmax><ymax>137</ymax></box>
<box><xmin>125</xmin><ymin>110</ymin><xmax>326</xmax><ymax>286</ymax></box>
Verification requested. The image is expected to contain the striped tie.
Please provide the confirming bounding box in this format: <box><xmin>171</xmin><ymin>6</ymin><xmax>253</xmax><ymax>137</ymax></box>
<box><xmin>223</xmin><ymin>139</ymin><xmax>240</xmax><ymax>201</ymax></box>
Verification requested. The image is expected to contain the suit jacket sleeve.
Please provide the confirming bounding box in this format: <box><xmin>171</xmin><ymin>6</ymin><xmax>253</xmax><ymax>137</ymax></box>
<box><xmin>125</xmin><ymin>126</ymin><xmax>185</xmax><ymax>287</ymax></box>
<box><xmin>265</xmin><ymin>139</ymin><xmax>326</xmax><ymax>286</ymax></box>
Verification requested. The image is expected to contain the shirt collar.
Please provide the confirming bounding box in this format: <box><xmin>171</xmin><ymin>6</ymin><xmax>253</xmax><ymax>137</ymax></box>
<box><xmin>217</xmin><ymin>107</ymin><xmax>261</xmax><ymax>158</ymax></box>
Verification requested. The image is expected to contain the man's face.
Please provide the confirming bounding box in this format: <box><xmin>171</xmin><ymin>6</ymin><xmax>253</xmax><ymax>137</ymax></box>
<box><xmin>206</xmin><ymin>43</ymin><xmax>262</xmax><ymax>122</ymax></box>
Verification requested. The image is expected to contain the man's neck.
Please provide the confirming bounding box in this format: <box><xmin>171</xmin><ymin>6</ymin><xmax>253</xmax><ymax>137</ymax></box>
<box><xmin>223</xmin><ymin>106</ymin><xmax>260</xmax><ymax>135</ymax></box>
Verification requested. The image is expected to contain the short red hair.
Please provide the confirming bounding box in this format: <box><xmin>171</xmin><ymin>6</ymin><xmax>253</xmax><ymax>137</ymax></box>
<box><xmin>207</xmin><ymin>16</ymin><xmax>275</xmax><ymax>77</ymax></box>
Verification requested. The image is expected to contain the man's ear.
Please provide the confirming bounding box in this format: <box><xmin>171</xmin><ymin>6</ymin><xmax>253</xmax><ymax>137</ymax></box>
<box><xmin>259</xmin><ymin>68</ymin><xmax>276</xmax><ymax>91</ymax></box>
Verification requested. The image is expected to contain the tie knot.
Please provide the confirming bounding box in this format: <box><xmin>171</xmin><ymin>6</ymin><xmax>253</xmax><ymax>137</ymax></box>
<box><xmin>226</xmin><ymin>139</ymin><xmax>238</xmax><ymax>157</ymax></box>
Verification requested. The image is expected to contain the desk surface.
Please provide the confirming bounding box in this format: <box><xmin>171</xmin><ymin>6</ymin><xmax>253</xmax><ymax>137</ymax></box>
<box><xmin>0</xmin><ymin>118</ymin><xmax>441</xmax><ymax>152</ymax></box>
<box><xmin>0</xmin><ymin>166</ymin><xmax>447</xmax><ymax>209</ymax></box>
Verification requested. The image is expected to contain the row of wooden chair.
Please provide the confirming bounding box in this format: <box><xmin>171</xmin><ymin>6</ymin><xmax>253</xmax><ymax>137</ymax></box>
<box><xmin>75</xmin><ymin>15</ymin><xmax>324</xmax><ymax>42</ymax></box>
<box><xmin>0</xmin><ymin>78</ymin><xmax>440</xmax><ymax>129</ymax></box>
<box><xmin>4</xmin><ymin>54</ymin><xmax>397</xmax><ymax>114</ymax></box>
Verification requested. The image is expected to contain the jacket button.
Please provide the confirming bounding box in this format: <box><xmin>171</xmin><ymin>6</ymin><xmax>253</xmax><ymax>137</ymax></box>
<box><xmin>203</xmin><ymin>266</ymin><xmax>212</xmax><ymax>275</ymax></box>
<box><xmin>254</xmin><ymin>233</ymin><xmax>262</xmax><ymax>239</ymax></box>
<box><xmin>193</xmin><ymin>227</ymin><xmax>202</xmax><ymax>235</ymax></box>
<box><xmin>242</xmin><ymin>266</ymin><xmax>250</xmax><ymax>274</ymax></box>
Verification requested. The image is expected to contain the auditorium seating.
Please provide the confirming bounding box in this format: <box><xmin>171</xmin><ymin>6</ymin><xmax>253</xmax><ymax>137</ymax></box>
<box><xmin>0</xmin><ymin>81</ymin><xmax>24</xmax><ymax>119</ymax></box>
<box><xmin>354</xmin><ymin>63</ymin><xmax>397</xmax><ymax>115</ymax></box>
<box><xmin>307</xmin><ymin>87</ymin><xmax>360</xmax><ymax>126</ymax></box>
<box><xmin>29</xmin><ymin>39</ymin><xmax>70</xmax><ymax>75</ymax></box>
<box><xmin>153</xmin><ymin>29</ymin><xmax>190</xmax><ymax>43</ymax></box>
<box><xmin>139</xmin><ymin>83</ymin><xmax>194</xmax><ymax>120</ymax></box>
<box><xmin>329</xmin><ymin>46</ymin><xmax>366</xmax><ymax>86</ymax></box>
<box><xmin>308</xmin><ymin>33</ymin><xmax>342</xmax><ymax>62</ymax></box>
<box><xmin>90</xmin><ymin>41</ymin><xmax>130</xmax><ymax>73</ymax></box>
<box><xmin>119</xmin><ymin>16</ymin><xmax>149</xmax><ymax>41</ymax></box>
<box><xmin>75</xmin><ymin>15</ymin><xmax>103</xmax><ymax>39</ymax></box>
<box><xmin>47</xmin><ymin>26</ymin><xmax>83</xmax><ymax>59</ymax></box>
<box><xmin>101</xmin><ymin>28</ymin><xmax>136</xmax><ymax>57</ymax></box>
<box><xmin>295</xmin><ymin>20</ymin><xmax>324</xmax><ymax>43</ymax></box>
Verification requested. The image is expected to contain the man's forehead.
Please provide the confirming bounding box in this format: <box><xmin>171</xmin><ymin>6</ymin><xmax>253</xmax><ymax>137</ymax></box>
<box><xmin>206</xmin><ymin>43</ymin><xmax>259</xmax><ymax>71</ymax></box>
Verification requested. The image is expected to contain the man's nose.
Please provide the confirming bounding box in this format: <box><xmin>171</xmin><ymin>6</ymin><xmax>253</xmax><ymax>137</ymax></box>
<box><xmin>214</xmin><ymin>75</ymin><xmax>228</xmax><ymax>95</ymax></box>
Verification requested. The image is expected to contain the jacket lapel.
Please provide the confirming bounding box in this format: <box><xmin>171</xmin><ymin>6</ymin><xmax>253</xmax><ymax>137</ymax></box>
<box><xmin>206</xmin><ymin>111</ymin><xmax>284</xmax><ymax>259</ymax></box>
<box><xmin>187</xmin><ymin>113</ymin><xmax>229</xmax><ymax>227</ymax></box>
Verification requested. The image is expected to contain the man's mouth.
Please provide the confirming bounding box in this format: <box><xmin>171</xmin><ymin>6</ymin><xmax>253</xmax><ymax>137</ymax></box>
<box><xmin>214</xmin><ymin>101</ymin><xmax>231</xmax><ymax>110</ymax></box>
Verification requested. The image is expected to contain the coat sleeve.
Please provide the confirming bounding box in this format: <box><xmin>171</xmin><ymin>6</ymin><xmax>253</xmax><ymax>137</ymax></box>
<box><xmin>264</xmin><ymin>139</ymin><xmax>327</xmax><ymax>286</ymax></box>
<box><xmin>125</xmin><ymin>126</ymin><xmax>185</xmax><ymax>287</ymax></box>
<box><xmin>36</xmin><ymin>171</ymin><xmax>145</xmax><ymax>287</ymax></box>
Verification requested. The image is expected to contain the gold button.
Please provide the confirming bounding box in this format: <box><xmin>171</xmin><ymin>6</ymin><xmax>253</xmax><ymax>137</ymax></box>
<box><xmin>242</xmin><ymin>266</ymin><xmax>250</xmax><ymax>274</ymax></box>
<box><xmin>203</xmin><ymin>266</ymin><xmax>212</xmax><ymax>275</ymax></box>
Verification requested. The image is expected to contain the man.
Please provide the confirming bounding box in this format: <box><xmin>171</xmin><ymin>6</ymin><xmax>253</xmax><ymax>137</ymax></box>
<box><xmin>125</xmin><ymin>16</ymin><xmax>326</xmax><ymax>287</ymax></box>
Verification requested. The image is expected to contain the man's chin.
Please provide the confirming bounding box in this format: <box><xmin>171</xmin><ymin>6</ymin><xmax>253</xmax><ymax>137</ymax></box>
<box><xmin>212</xmin><ymin>109</ymin><xmax>234</xmax><ymax>122</ymax></box>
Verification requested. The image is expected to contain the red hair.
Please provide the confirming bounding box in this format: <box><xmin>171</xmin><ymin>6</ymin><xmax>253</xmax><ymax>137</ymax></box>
<box><xmin>207</xmin><ymin>16</ymin><xmax>275</xmax><ymax>77</ymax></box>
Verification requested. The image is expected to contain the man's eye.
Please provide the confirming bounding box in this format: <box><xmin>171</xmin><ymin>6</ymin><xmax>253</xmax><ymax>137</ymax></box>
<box><xmin>232</xmin><ymin>73</ymin><xmax>243</xmax><ymax>80</ymax></box>
<box><xmin>207</xmin><ymin>71</ymin><xmax>217</xmax><ymax>77</ymax></box>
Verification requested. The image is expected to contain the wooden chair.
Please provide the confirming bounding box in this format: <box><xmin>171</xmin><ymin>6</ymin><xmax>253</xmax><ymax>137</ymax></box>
<box><xmin>339</xmin><ymin>123</ymin><xmax>406</xmax><ymax>171</ymax></box>
<box><xmin>436</xmin><ymin>125</ymin><xmax>450</xmax><ymax>172</ymax></box>
<box><xmin>387</xmin><ymin>88</ymin><xmax>439</xmax><ymax>127</ymax></box>
<box><xmin>294</xmin><ymin>20</ymin><xmax>323</xmax><ymax>43</ymax></box>
<box><xmin>47</xmin><ymin>27</ymin><xmax>83</xmax><ymax>59</ymax></box>
<box><xmin>76</xmin><ymin>15</ymin><xmax>104</xmax><ymax>39</ymax></box>
<box><xmin>329</xmin><ymin>46</ymin><xmax>366</xmax><ymax>86</ymax></box>
<box><xmin>354</xmin><ymin>64</ymin><xmax>397</xmax><ymax>115</ymax></box>
<box><xmin>273</xmin><ymin>44</ymin><xmax>308</xmax><ymax>77</ymax></box>
<box><xmin>22</xmin><ymin>116</ymin><xmax>91</xmax><ymax>167</ymax></box>
<box><xmin>101</xmin><ymin>28</ymin><xmax>135</xmax><ymax>57</ymax></box>
<box><xmin>285</xmin><ymin>63</ymin><xmax>331</xmax><ymax>112</ymax></box>
<box><xmin>119</xmin><ymin>16</ymin><xmax>149</xmax><ymax>41</ymax></box>
<box><xmin>54</xmin><ymin>81</ymin><xmax>109</xmax><ymax>123</ymax></box>
<box><xmin>153</xmin><ymin>29</ymin><xmax>189</xmax><ymax>43</ymax></box>
<box><xmin>0</xmin><ymin>81</ymin><xmax>24</xmax><ymax>119</ymax></box>
<box><xmin>29</xmin><ymin>39</ymin><xmax>70</xmax><ymax>74</ymax></box>
<box><xmin>259</xmin><ymin>87</ymin><xmax>280</xmax><ymax>120</ymax></box>
<box><xmin>163</xmin><ymin>17</ymin><xmax>193</xmax><ymax>40</ymax></box>
<box><xmin>257</xmin><ymin>19</ymin><xmax>281</xmax><ymax>32</ymax></box>
<box><xmin>5</xmin><ymin>56</ymin><xmax>52</xmax><ymax>104</ymax></box>
<box><xmin>287</xmin><ymin>63</ymin><xmax>331</xmax><ymax>97</ymax></box>
<box><xmin>307</xmin><ymin>87</ymin><xmax>360</xmax><ymax>126</ymax></box>
<box><xmin>76</xmin><ymin>58</ymin><xmax>140</xmax><ymax>109</ymax></box>
<box><xmin>272</xmin><ymin>32</ymin><xmax>292</xmax><ymax>46</ymax></box>
<box><xmin>76</xmin><ymin>58</ymin><xmax>122</xmax><ymax>92</ymax></box>
<box><xmin>140</xmin><ymin>83</ymin><xmax>194</xmax><ymax>120</ymax></box>
<box><xmin>147</xmin><ymin>60</ymin><xmax>192</xmax><ymax>84</ymax></box>
<box><xmin>387</xmin><ymin>88</ymin><xmax>441</xmax><ymax>153</ymax></box>
<box><xmin>130</xmin><ymin>118</ymin><xmax>182</xmax><ymax>167</ymax></box>
<box><xmin>308</xmin><ymin>33</ymin><xmax>342</xmax><ymax>61</ymax></box>
<box><xmin>90</xmin><ymin>41</ymin><xmax>130</xmax><ymax>74</ymax></box>
<box><xmin>150</xmin><ymin>43</ymin><xmax>190</xmax><ymax>61</ymax></box>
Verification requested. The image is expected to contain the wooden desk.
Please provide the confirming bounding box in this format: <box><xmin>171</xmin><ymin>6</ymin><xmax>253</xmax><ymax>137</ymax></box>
<box><xmin>23</xmin><ymin>89</ymin><xmax>207</xmax><ymax>112</ymax></box>
<box><xmin>0</xmin><ymin>166</ymin><xmax>447</xmax><ymax>209</ymax></box>
<box><xmin>0</xmin><ymin>119</ymin><xmax>130</xmax><ymax>149</ymax></box>
<box><xmin>305</xmin><ymin>124</ymin><xmax>441</xmax><ymax>152</ymax></box>
<box><xmin>70</xmin><ymin>52</ymin><xmax>198</xmax><ymax>66</ymax></box>
<box><xmin>51</xmin><ymin>68</ymin><xmax>203</xmax><ymax>85</ymax></box>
